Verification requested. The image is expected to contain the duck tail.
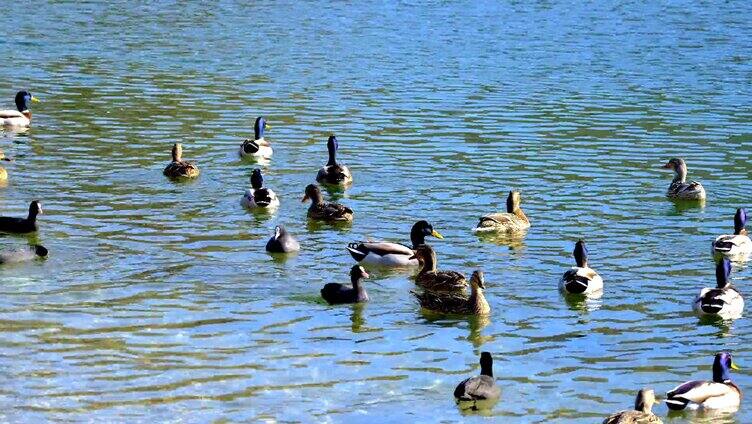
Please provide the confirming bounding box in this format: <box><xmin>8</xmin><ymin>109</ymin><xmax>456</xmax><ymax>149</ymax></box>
<box><xmin>563</xmin><ymin>274</ymin><xmax>589</xmax><ymax>294</ymax></box>
<box><xmin>346</xmin><ymin>243</ymin><xmax>367</xmax><ymax>262</ymax></box>
<box><xmin>664</xmin><ymin>396</ymin><xmax>689</xmax><ymax>411</ymax></box>
<box><xmin>700</xmin><ymin>298</ymin><xmax>725</xmax><ymax>314</ymax></box>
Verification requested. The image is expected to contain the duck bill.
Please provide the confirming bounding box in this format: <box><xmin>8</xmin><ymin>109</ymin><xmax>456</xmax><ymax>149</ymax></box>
<box><xmin>301</xmin><ymin>194</ymin><xmax>309</xmax><ymax>203</ymax></box>
<box><xmin>731</xmin><ymin>362</ymin><xmax>741</xmax><ymax>370</ymax></box>
<box><xmin>361</xmin><ymin>270</ymin><xmax>370</xmax><ymax>279</ymax></box>
<box><xmin>431</xmin><ymin>230</ymin><xmax>444</xmax><ymax>239</ymax></box>
<box><xmin>31</xmin><ymin>96</ymin><xmax>40</xmax><ymax>103</ymax></box>
<box><xmin>661</xmin><ymin>163</ymin><xmax>672</xmax><ymax>169</ymax></box>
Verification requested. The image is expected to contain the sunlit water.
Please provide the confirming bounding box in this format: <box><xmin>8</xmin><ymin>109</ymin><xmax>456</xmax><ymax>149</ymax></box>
<box><xmin>2</xmin><ymin>1</ymin><xmax>752</xmax><ymax>422</ymax></box>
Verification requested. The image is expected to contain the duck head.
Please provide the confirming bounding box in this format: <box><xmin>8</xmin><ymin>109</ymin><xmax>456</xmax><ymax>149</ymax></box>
<box><xmin>33</xmin><ymin>245</ymin><xmax>48</xmax><ymax>257</ymax></box>
<box><xmin>251</xmin><ymin>169</ymin><xmax>264</xmax><ymax>190</ymax></box>
<box><xmin>713</xmin><ymin>351</ymin><xmax>740</xmax><ymax>383</ymax></box>
<box><xmin>471</xmin><ymin>270</ymin><xmax>486</xmax><ymax>289</ymax></box>
<box><xmin>14</xmin><ymin>90</ymin><xmax>39</xmax><ymax>112</ymax></box>
<box><xmin>171</xmin><ymin>143</ymin><xmax>183</xmax><ymax>162</ymax></box>
<box><xmin>254</xmin><ymin>117</ymin><xmax>267</xmax><ymax>140</ymax></box>
<box><xmin>479</xmin><ymin>351</ymin><xmax>494</xmax><ymax>377</ymax></box>
<box><xmin>506</xmin><ymin>190</ymin><xmax>522</xmax><ymax>213</ymax></box>
<box><xmin>350</xmin><ymin>265</ymin><xmax>370</xmax><ymax>283</ymax></box>
<box><xmin>734</xmin><ymin>208</ymin><xmax>747</xmax><ymax>236</ymax></box>
<box><xmin>573</xmin><ymin>239</ymin><xmax>588</xmax><ymax>267</ymax></box>
<box><xmin>409</xmin><ymin>244</ymin><xmax>437</xmax><ymax>270</ymax></box>
<box><xmin>326</xmin><ymin>135</ymin><xmax>338</xmax><ymax>166</ymax></box>
<box><xmin>662</xmin><ymin>158</ymin><xmax>688</xmax><ymax>182</ymax></box>
<box><xmin>715</xmin><ymin>257</ymin><xmax>732</xmax><ymax>289</ymax></box>
<box><xmin>29</xmin><ymin>200</ymin><xmax>42</xmax><ymax>219</ymax></box>
<box><xmin>301</xmin><ymin>184</ymin><xmax>324</xmax><ymax>205</ymax></box>
<box><xmin>410</xmin><ymin>220</ymin><xmax>443</xmax><ymax>248</ymax></box>
<box><xmin>634</xmin><ymin>388</ymin><xmax>658</xmax><ymax>413</ymax></box>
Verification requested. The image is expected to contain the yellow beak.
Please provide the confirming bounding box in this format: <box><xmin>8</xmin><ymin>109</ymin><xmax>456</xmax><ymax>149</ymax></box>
<box><xmin>731</xmin><ymin>362</ymin><xmax>741</xmax><ymax>370</ymax></box>
<box><xmin>431</xmin><ymin>230</ymin><xmax>444</xmax><ymax>239</ymax></box>
<box><xmin>31</xmin><ymin>96</ymin><xmax>40</xmax><ymax>103</ymax></box>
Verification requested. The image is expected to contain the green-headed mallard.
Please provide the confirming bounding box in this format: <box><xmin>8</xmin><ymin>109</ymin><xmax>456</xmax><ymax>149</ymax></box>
<box><xmin>316</xmin><ymin>135</ymin><xmax>352</xmax><ymax>185</ymax></box>
<box><xmin>0</xmin><ymin>200</ymin><xmax>42</xmax><ymax>234</ymax></box>
<box><xmin>241</xmin><ymin>168</ymin><xmax>279</xmax><ymax>209</ymax></box>
<box><xmin>662</xmin><ymin>158</ymin><xmax>705</xmax><ymax>200</ymax></box>
<box><xmin>413</xmin><ymin>270</ymin><xmax>489</xmax><ymax>315</ymax></box>
<box><xmin>410</xmin><ymin>244</ymin><xmax>467</xmax><ymax>292</ymax></box>
<box><xmin>346</xmin><ymin>220</ymin><xmax>443</xmax><ymax>267</ymax></box>
<box><xmin>302</xmin><ymin>184</ymin><xmax>353</xmax><ymax>222</ymax></box>
<box><xmin>266</xmin><ymin>225</ymin><xmax>300</xmax><ymax>253</ymax></box>
<box><xmin>666</xmin><ymin>352</ymin><xmax>741</xmax><ymax>411</ymax></box>
<box><xmin>239</xmin><ymin>117</ymin><xmax>273</xmax><ymax>159</ymax></box>
<box><xmin>693</xmin><ymin>258</ymin><xmax>744</xmax><ymax>319</ymax></box>
<box><xmin>454</xmin><ymin>352</ymin><xmax>501</xmax><ymax>406</ymax></box>
<box><xmin>1</xmin><ymin>91</ymin><xmax>39</xmax><ymax>127</ymax></box>
<box><xmin>320</xmin><ymin>265</ymin><xmax>370</xmax><ymax>304</ymax></box>
<box><xmin>474</xmin><ymin>190</ymin><xmax>530</xmax><ymax>233</ymax></box>
<box><xmin>712</xmin><ymin>208</ymin><xmax>751</xmax><ymax>259</ymax></box>
<box><xmin>163</xmin><ymin>143</ymin><xmax>200</xmax><ymax>179</ymax></box>
<box><xmin>560</xmin><ymin>240</ymin><xmax>603</xmax><ymax>295</ymax></box>
<box><xmin>603</xmin><ymin>388</ymin><xmax>662</xmax><ymax>424</ymax></box>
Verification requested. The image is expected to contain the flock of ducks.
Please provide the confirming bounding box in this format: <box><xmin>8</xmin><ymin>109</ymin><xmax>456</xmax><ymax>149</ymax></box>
<box><xmin>2</xmin><ymin>91</ymin><xmax>751</xmax><ymax>421</ymax></box>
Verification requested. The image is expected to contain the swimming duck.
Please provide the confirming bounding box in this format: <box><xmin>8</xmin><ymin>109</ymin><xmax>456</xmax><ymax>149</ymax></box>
<box><xmin>454</xmin><ymin>352</ymin><xmax>501</xmax><ymax>405</ymax></box>
<box><xmin>163</xmin><ymin>143</ymin><xmax>200</xmax><ymax>179</ymax></box>
<box><xmin>302</xmin><ymin>184</ymin><xmax>353</xmax><ymax>222</ymax></box>
<box><xmin>346</xmin><ymin>220</ymin><xmax>443</xmax><ymax>267</ymax></box>
<box><xmin>0</xmin><ymin>245</ymin><xmax>48</xmax><ymax>265</ymax></box>
<box><xmin>266</xmin><ymin>225</ymin><xmax>300</xmax><ymax>253</ymax></box>
<box><xmin>0</xmin><ymin>149</ymin><xmax>13</xmax><ymax>161</ymax></box>
<box><xmin>1</xmin><ymin>91</ymin><xmax>39</xmax><ymax>127</ymax></box>
<box><xmin>603</xmin><ymin>389</ymin><xmax>662</xmax><ymax>424</ymax></box>
<box><xmin>239</xmin><ymin>117</ymin><xmax>273</xmax><ymax>159</ymax></box>
<box><xmin>413</xmin><ymin>270</ymin><xmax>490</xmax><ymax>315</ymax></box>
<box><xmin>712</xmin><ymin>208</ymin><xmax>751</xmax><ymax>259</ymax></box>
<box><xmin>241</xmin><ymin>169</ymin><xmax>279</xmax><ymax>209</ymax></box>
<box><xmin>474</xmin><ymin>191</ymin><xmax>530</xmax><ymax>233</ymax></box>
<box><xmin>316</xmin><ymin>135</ymin><xmax>352</xmax><ymax>185</ymax></box>
<box><xmin>320</xmin><ymin>265</ymin><xmax>370</xmax><ymax>304</ymax></box>
<box><xmin>0</xmin><ymin>201</ymin><xmax>42</xmax><ymax>234</ymax></box>
<box><xmin>410</xmin><ymin>244</ymin><xmax>467</xmax><ymax>292</ymax></box>
<box><xmin>560</xmin><ymin>240</ymin><xmax>603</xmax><ymax>295</ymax></box>
<box><xmin>666</xmin><ymin>352</ymin><xmax>741</xmax><ymax>411</ymax></box>
<box><xmin>662</xmin><ymin>158</ymin><xmax>706</xmax><ymax>200</ymax></box>
<box><xmin>693</xmin><ymin>258</ymin><xmax>743</xmax><ymax>319</ymax></box>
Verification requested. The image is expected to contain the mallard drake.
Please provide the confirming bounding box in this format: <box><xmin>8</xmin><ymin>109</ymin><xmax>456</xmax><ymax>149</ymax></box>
<box><xmin>603</xmin><ymin>389</ymin><xmax>662</xmax><ymax>424</ymax></box>
<box><xmin>712</xmin><ymin>208</ymin><xmax>751</xmax><ymax>259</ymax></box>
<box><xmin>239</xmin><ymin>117</ymin><xmax>273</xmax><ymax>159</ymax></box>
<box><xmin>666</xmin><ymin>352</ymin><xmax>741</xmax><ymax>411</ymax></box>
<box><xmin>662</xmin><ymin>158</ymin><xmax>706</xmax><ymax>200</ymax></box>
<box><xmin>693</xmin><ymin>258</ymin><xmax>744</xmax><ymax>319</ymax></box>
<box><xmin>266</xmin><ymin>225</ymin><xmax>300</xmax><ymax>253</ymax></box>
<box><xmin>1</xmin><ymin>91</ymin><xmax>39</xmax><ymax>127</ymax></box>
<box><xmin>413</xmin><ymin>270</ymin><xmax>490</xmax><ymax>315</ymax></box>
<box><xmin>346</xmin><ymin>220</ymin><xmax>443</xmax><ymax>267</ymax></box>
<box><xmin>302</xmin><ymin>184</ymin><xmax>353</xmax><ymax>222</ymax></box>
<box><xmin>474</xmin><ymin>190</ymin><xmax>530</xmax><ymax>233</ymax></box>
<box><xmin>320</xmin><ymin>265</ymin><xmax>370</xmax><ymax>304</ymax></box>
<box><xmin>316</xmin><ymin>135</ymin><xmax>352</xmax><ymax>185</ymax></box>
<box><xmin>241</xmin><ymin>169</ymin><xmax>279</xmax><ymax>209</ymax></box>
<box><xmin>0</xmin><ymin>201</ymin><xmax>42</xmax><ymax>234</ymax></box>
<box><xmin>454</xmin><ymin>352</ymin><xmax>501</xmax><ymax>405</ymax></box>
<box><xmin>163</xmin><ymin>143</ymin><xmax>200</xmax><ymax>179</ymax></box>
<box><xmin>560</xmin><ymin>240</ymin><xmax>603</xmax><ymax>295</ymax></box>
<box><xmin>0</xmin><ymin>245</ymin><xmax>47</xmax><ymax>265</ymax></box>
<box><xmin>410</xmin><ymin>244</ymin><xmax>467</xmax><ymax>292</ymax></box>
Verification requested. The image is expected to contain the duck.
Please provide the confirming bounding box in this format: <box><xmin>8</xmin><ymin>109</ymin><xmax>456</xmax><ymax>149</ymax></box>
<box><xmin>559</xmin><ymin>240</ymin><xmax>603</xmax><ymax>295</ymax></box>
<box><xmin>474</xmin><ymin>190</ymin><xmax>530</xmax><ymax>233</ymax></box>
<box><xmin>0</xmin><ymin>200</ymin><xmax>42</xmax><ymax>234</ymax></box>
<box><xmin>602</xmin><ymin>389</ymin><xmax>662</xmax><ymax>424</ymax></box>
<box><xmin>413</xmin><ymin>270</ymin><xmax>490</xmax><ymax>315</ymax></box>
<box><xmin>693</xmin><ymin>258</ymin><xmax>744</xmax><ymax>319</ymax></box>
<box><xmin>302</xmin><ymin>184</ymin><xmax>353</xmax><ymax>222</ymax></box>
<box><xmin>0</xmin><ymin>245</ymin><xmax>48</xmax><ymax>265</ymax></box>
<box><xmin>163</xmin><ymin>143</ymin><xmax>200</xmax><ymax>179</ymax></box>
<box><xmin>409</xmin><ymin>244</ymin><xmax>467</xmax><ymax>292</ymax></box>
<box><xmin>454</xmin><ymin>352</ymin><xmax>501</xmax><ymax>406</ymax></box>
<box><xmin>316</xmin><ymin>135</ymin><xmax>352</xmax><ymax>185</ymax></box>
<box><xmin>320</xmin><ymin>265</ymin><xmax>370</xmax><ymax>304</ymax></box>
<box><xmin>712</xmin><ymin>208</ymin><xmax>751</xmax><ymax>259</ymax></box>
<box><xmin>1</xmin><ymin>91</ymin><xmax>39</xmax><ymax>127</ymax></box>
<box><xmin>265</xmin><ymin>225</ymin><xmax>300</xmax><ymax>253</ymax></box>
<box><xmin>346</xmin><ymin>220</ymin><xmax>444</xmax><ymax>267</ymax></box>
<box><xmin>662</xmin><ymin>158</ymin><xmax>706</xmax><ymax>200</ymax></box>
<box><xmin>239</xmin><ymin>117</ymin><xmax>273</xmax><ymax>159</ymax></box>
<box><xmin>241</xmin><ymin>169</ymin><xmax>279</xmax><ymax>209</ymax></box>
<box><xmin>666</xmin><ymin>352</ymin><xmax>741</xmax><ymax>411</ymax></box>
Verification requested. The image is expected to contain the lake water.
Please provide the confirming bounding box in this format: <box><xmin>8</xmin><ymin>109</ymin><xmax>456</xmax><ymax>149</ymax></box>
<box><xmin>2</xmin><ymin>1</ymin><xmax>752</xmax><ymax>422</ymax></box>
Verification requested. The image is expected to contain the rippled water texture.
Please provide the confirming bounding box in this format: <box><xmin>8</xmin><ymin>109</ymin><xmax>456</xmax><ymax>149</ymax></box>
<box><xmin>2</xmin><ymin>1</ymin><xmax>752</xmax><ymax>422</ymax></box>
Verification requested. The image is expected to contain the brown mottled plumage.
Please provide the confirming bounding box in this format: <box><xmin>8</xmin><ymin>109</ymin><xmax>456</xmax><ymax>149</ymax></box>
<box><xmin>163</xmin><ymin>143</ymin><xmax>200</xmax><ymax>179</ymax></box>
<box><xmin>410</xmin><ymin>244</ymin><xmax>467</xmax><ymax>291</ymax></box>
<box><xmin>603</xmin><ymin>389</ymin><xmax>662</xmax><ymax>424</ymax></box>
<box><xmin>302</xmin><ymin>184</ymin><xmax>353</xmax><ymax>222</ymax></box>
<box><xmin>474</xmin><ymin>190</ymin><xmax>530</xmax><ymax>233</ymax></box>
<box><xmin>413</xmin><ymin>271</ymin><xmax>490</xmax><ymax>315</ymax></box>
